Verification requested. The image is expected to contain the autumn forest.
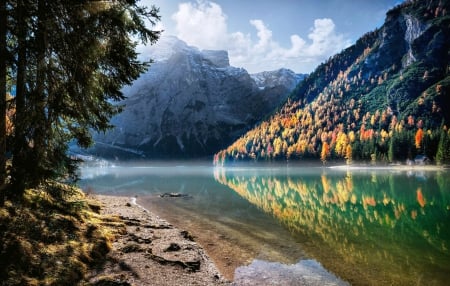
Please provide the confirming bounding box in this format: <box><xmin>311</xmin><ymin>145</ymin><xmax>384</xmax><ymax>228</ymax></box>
<box><xmin>215</xmin><ymin>0</ymin><xmax>450</xmax><ymax>166</ymax></box>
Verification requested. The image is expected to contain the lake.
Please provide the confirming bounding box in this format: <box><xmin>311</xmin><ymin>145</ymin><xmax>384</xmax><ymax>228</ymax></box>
<box><xmin>79</xmin><ymin>162</ymin><xmax>450</xmax><ymax>285</ymax></box>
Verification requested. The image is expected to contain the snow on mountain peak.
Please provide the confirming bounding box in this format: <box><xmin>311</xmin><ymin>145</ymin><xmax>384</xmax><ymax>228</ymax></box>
<box><xmin>201</xmin><ymin>50</ymin><xmax>230</xmax><ymax>68</ymax></box>
<box><xmin>138</xmin><ymin>35</ymin><xmax>230</xmax><ymax>68</ymax></box>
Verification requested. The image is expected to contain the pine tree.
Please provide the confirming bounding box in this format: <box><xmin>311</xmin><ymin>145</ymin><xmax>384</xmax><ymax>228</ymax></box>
<box><xmin>436</xmin><ymin>128</ymin><xmax>450</xmax><ymax>165</ymax></box>
<box><xmin>10</xmin><ymin>0</ymin><xmax>30</xmax><ymax>193</ymax></box>
<box><xmin>6</xmin><ymin>0</ymin><xmax>161</xmax><ymax>194</ymax></box>
<box><xmin>388</xmin><ymin>136</ymin><xmax>395</xmax><ymax>163</ymax></box>
<box><xmin>0</xmin><ymin>0</ymin><xmax>6</xmax><ymax>186</ymax></box>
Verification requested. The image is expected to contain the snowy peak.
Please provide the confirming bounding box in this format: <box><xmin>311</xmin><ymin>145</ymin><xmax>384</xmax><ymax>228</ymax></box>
<box><xmin>139</xmin><ymin>35</ymin><xmax>191</xmax><ymax>62</ymax></box>
<box><xmin>140</xmin><ymin>35</ymin><xmax>231</xmax><ymax>69</ymax></box>
<box><xmin>201</xmin><ymin>50</ymin><xmax>230</xmax><ymax>68</ymax></box>
<box><xmin>251</xmin><ymin>68</ymin><xmax>306</xmax><ymax>90</ymax></box>
<box><xmin>87</xmin><ymin>36</ymin><xmax>302</xmax><ymax>159</ymax></box>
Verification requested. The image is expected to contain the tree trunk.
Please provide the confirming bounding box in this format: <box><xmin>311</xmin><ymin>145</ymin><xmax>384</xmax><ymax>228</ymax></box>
<box><xmin>11</xmin><ymin>0</ymin><xmax>28</xmax><ymax>193</ymax></box>
<box><xmin>0</xmin><ymin>0</ymin><xmax>7</xmax><ymax>186</ymax></box>
<box><xmin>31</xmin><ymin>0</ymin><xmax>48</xmax><ymax>186</ymax></box>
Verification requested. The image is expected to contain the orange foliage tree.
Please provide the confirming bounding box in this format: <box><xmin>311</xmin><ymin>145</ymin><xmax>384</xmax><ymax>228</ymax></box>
<box><xmin>415</xmin><ymin>128</ymin><xmax>424</xmax><ymax>149</ymax></box>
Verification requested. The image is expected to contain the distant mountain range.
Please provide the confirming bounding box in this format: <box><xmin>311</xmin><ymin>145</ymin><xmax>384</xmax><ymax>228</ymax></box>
<box><xmin>77</xmin><ymin>36</ymin><xmax>305</xmax><ymax>159</ymax></box>
<box><xmin>215</xmin><ymin>0</ymin><xmax>450</xmax><ymax>165</ymax></box>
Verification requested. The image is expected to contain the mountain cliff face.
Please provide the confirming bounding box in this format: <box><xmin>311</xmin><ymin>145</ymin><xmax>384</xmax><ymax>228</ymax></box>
<box><xmin>88</xmin><ymin>36</ymin><xmax>302</xmax><ymax>158</ymax></box>
<box><xmin>215</xmin><ymin>0</ymin><xmax>450</xmax><ymax>165</ymax></box>
<box><xmin>251</xmin><ymin>68</ymin><xmax>306</xmax><ymax>91</ymax></box>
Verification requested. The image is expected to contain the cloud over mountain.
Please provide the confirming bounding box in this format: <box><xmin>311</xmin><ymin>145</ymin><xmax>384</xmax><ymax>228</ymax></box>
<box><xmin>171</xmin><ymin>0</ymin><xmax>351</xmax><ymax>73</ymax></box>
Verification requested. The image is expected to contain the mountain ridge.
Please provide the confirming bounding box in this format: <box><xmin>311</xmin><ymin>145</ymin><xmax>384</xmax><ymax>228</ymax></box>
<box><xmin>215</xmin><ymin>0</ymin><xmax>450</xmax><ymax>165</ymax></box>
<box><xmin>80</xmin><ymin>36</ymin><xmax>304</xmax><ymax>159</ymax></box>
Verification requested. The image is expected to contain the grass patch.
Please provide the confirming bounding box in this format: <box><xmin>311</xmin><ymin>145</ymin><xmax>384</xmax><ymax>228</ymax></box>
<box><xmin>0</xmin><ymin>183</ymin><xmax>123</xmax><ymax>286</ymax></box>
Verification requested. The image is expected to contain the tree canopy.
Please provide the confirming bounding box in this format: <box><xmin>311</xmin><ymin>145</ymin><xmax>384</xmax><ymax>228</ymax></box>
<box><xmin>0</xmin><ymin>0</ymin><xmax>161</xmax><ymax>194</ymax></box>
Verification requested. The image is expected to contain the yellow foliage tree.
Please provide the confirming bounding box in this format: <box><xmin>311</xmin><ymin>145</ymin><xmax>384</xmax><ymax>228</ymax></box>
<box><xmin>321</xmin><ymin>142</ymin><xmax>330</xmax><ymax>164</ymax></box>
<box><xmin>335</xmin><ymin>132</ymin><xmax>348</xmax><ymax>156</ymax></box>
<box><xmin>345</xmin><ymin>144</ymin><xmax>352</xmax><ymax>165</ymax></box>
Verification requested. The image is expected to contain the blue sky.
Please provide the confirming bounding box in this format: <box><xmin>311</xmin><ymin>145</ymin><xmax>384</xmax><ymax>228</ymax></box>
<box><xmin>141</xmin><ymin>0</ymin><xmax>401</xmax><ymax>73</ymax></box>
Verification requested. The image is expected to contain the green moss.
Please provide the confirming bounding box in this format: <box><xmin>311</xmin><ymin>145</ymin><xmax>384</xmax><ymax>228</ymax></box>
<box><xmin>0</xmin><ymin>184</ymin><xmax>120</xmax><ymax>285</ymax></box>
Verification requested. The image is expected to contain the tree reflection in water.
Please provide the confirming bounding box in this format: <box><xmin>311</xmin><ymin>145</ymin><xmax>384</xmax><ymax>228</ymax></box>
<box><xmin>214</xmin><ymin>167</ymin><xmax>450</xmax><ymax>286</ymax></box>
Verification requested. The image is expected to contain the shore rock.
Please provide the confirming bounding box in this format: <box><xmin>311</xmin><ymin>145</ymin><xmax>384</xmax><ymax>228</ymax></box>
<box><xmin>87</xmin><ymin>195</ymin><xmax>230</xmax><ymax>286</ymax></box>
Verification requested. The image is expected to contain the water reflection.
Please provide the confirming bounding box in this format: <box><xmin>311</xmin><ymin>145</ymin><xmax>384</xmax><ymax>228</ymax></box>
<box><xmin>234</xmin><ymin>259</ymin><xmax>349</xmax><ymax>286</ymax></box>
<box><xmin>79</xmin><ymin>163</ymin><xmax>313</xmax><ymax>280</ymax></box>
<box><xmin>214</xmin><ymin>167</ymin><xmax>450</xmax><ymax>285</ymax></box>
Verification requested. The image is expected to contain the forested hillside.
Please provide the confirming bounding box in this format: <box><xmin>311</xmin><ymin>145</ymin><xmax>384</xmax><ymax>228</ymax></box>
<box><xmin>215</xmin><ymin>0</ymin><xmax>450</xmax><ymax>165</ymax></box>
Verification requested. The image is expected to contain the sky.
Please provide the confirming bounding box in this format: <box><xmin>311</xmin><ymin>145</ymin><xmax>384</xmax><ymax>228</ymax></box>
<box><xmin>140</xmin><ymin>0</ymin><xmax>401</xmax><ymax>74</ymax></box>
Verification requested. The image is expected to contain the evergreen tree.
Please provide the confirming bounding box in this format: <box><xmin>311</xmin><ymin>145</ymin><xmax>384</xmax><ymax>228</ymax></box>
<box><xmin>4</xmin><ymin>0</ymin><xmax>161</xmax><ymax>194</ymax></box>
<box><xmin>388</xmin><ymin>136</ymin><xmax>395</xmax><ymax>163</ymax></box>
<box><xmin>436</xmin><ymin>128</ymin><xmax>450</xmax><ymax>165</ymax></box>
<box><xmin>11</xmin><ymin>0</ymin><xmax>30</xmax><ymax>193</ymax></box>
<box><xmin>0</xmin><ymin>0</ymin><xmax>6</xmax><ymax>186</ymax></box>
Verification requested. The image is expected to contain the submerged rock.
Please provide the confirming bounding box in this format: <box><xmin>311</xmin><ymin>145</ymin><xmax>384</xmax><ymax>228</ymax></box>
<box><xmin>159</xmin><ymin>192</ymin><xmax>191</xmax><ymax>198</ymax></box>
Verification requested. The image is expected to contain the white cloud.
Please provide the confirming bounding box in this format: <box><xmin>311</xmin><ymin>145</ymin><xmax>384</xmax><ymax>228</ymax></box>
<box><xmin>306</xmin><ymin>18</ymin><xmax>347</xmax><ymax>57</ymax></box>
<box><xmin>250</xmin><ymin>19</ymin><xmax>273</xmax><ymax>51</ymax></box>
<box><xmin>172</xmin><ymin>0</ymin><xmax>351</xmax><ymax>73</ymax></box>
<box><xmin>172</xmin><ymin>0</ymin><xmax>228</xmax><ymax>49</ymax></box>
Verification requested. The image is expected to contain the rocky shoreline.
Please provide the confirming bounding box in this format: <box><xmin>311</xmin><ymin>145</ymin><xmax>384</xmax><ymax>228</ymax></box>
<box><xmin>87</xmin><ymin>195</ymin><xmax>231</xmax><ymax>285</ymax></box>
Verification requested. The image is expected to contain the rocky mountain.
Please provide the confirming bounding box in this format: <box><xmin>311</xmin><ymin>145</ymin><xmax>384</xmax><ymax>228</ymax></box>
<box><xmin>85</xmin><ymin>36</ymin><xmax>302</xmax><ymax>159</ymax></box>
<box><xmin>215</xmin><ymin>0</ymin><xmax>450</xmax><ymax>165</ymax></box>
<box><xmin>251</xmin><ymin>68</ymin><xmax>306</xmax><ymax>91</ymax></box>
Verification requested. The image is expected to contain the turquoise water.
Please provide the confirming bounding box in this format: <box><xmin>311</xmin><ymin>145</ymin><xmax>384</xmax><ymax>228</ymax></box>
<box><xmin>80</xmin><ymin>163</ymin><xmax>450</xmax><ymax>285</ymax></box>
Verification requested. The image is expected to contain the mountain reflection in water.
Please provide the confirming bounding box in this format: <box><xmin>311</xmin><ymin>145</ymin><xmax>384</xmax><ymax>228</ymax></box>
<box><xmin>214</xmin><ymin>167</ymin><xmax>450</xmax><ymax>286</ymax></box>
<box><xmin>234</xmin><ymin>259</ymin><xmax>349</xmax><ymax>286</ymax></box>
